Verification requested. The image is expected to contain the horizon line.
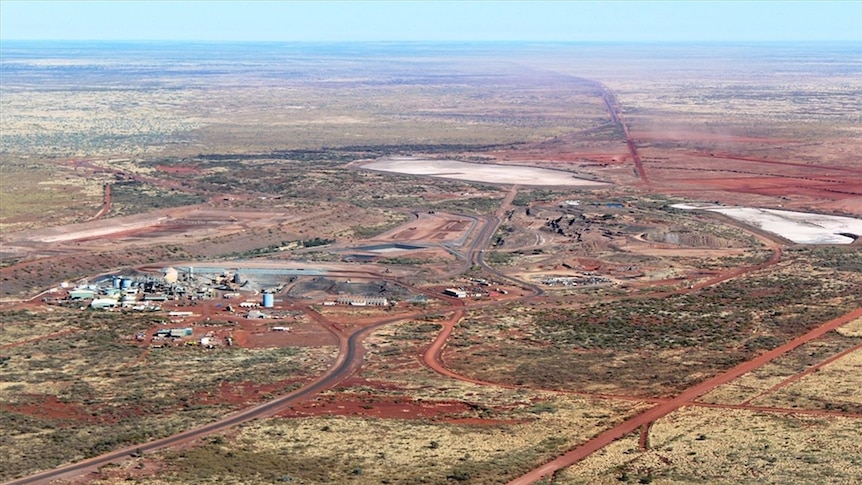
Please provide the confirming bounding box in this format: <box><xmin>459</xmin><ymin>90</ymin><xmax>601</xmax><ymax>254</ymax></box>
<box><xmin>4</xmin><ymin>39</ymin><xmax>861</xmax><ymax>44</ymax></box>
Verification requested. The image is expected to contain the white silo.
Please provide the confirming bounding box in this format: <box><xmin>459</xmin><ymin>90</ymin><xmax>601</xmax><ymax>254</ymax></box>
<box><xmin>163</xmin><ymin>267</ymin><xmax>179</xmax><ymax>284</ymax></box>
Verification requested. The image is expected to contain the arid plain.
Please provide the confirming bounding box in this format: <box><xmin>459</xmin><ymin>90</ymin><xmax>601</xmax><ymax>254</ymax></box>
<box><xmin>1</xmin><ymin>42</ymin><xmax>861</xmax><ymax>484</ymax></box>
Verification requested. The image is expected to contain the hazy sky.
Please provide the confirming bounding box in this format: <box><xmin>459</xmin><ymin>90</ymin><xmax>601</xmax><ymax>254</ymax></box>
<box><xmin>2</xmin><ymin>1</ymin><xmax>860</xmax><ymax>42</ymax></box>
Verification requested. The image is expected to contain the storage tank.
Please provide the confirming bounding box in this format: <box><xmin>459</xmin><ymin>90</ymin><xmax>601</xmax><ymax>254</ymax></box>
<box><xmin>163</xmin><ymin>267</ymin><xmax>179</xmax><ymax>284</ymax></box>
<box><xmin>262</xmin><ymin>293</ymin><xmax>274</xmax><ymax>308</ymax></box>
<box><xmin>112</xmin><ymin>276</ymin><xmax>121</xmax><ymax>289</ymax></box>
<box><xmin>120</xmin><ymin>278</ymin><xmax>133</xmax><ymax>289</ymax></box>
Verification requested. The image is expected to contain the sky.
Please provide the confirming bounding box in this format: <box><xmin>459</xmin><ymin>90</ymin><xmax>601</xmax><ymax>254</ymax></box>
<box><xmin>1</xmin><ymin>1</ymin><xmax>861</xmax><ymax>42</ymax></box>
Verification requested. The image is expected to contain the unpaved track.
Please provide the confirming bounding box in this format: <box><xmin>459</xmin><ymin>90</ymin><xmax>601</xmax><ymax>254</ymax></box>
<box><xmin>419</xmin><ymin>311</ymin><xmax>667</xmax><ymax>404</ymax></box>
<box><xmin>507</xmin><ymin>307</ymin><xmax>862</xmax><ymax>485</ymax></box>
<box><xmin>699</xmin><ymin>152</ymin><xmax>862</xmax><ymax>176</ymax></box>
<box><xmin>89</xmin><ymin>184</ymin><xmax>111</xmax><ymax>220</ymax></box>
<box><xmin>741</xmin><ymin>341</ymin><xmax>862</xmax><ymax>406</ymax></box>
<box><xmin>421</xmin><ymin>309</ymin><xmax>475</xmax><ymax>382</ymax></box>
<box><xmin>599</xmin><ymin>85</ymin><xmax>648</xmax><ymax>184</ymax></box>
<box><xmin>692</xmin><ymin>401</ymin><xmax>862</xmax><ymax>419</ymax></box>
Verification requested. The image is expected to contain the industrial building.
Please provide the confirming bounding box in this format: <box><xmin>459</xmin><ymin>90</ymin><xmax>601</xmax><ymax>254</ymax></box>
<box><xmin>335</xmin><ymin>296</ymin><xmax>389</xmax><ymax>306</ymax></box>
<box><xmin>90</xmin><ymin>298</ymin><xmax>118</xmax><ymax>309</ymax></box>
<box><xmin>69</xmin><ymin>289</ymin><xmax>96</xmax><ymax>300</ymax></box>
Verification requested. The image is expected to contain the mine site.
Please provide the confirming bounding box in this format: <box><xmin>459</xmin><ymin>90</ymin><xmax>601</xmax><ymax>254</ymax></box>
<box><xmin>1</xmin><ymin>28</ymin><xmax>862</xmax><ymax>485</ymax></box>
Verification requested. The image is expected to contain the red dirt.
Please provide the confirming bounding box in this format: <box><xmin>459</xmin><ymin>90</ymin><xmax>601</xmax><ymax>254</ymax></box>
<box><xmin>693</xmin><ymin>401</ymin><xmax>862</xmax><ymax>419</ymax></box>
<box><xmin>697</xmin><ymin>152</ymin><xmax>862</xmax><ymax>175</ymax></box>
<box><xmin>660</xmin><ymin>176</ymin><xmax>862</xmax><ymax>201</ymax></box>
<box><xmin>279</xmin><ymin>393</ymin><xmax>470</xmax><ymax>419</ymax></box>
<box><xmin>374</xmin><ymin>212</ymin><xmax>475</xmax><ymax>244</ymax></box>
<box><xmin>575</xmin><ymin>257</ymin><xmax>602</xmax><ymax>271</ymax></box>
<box><xmin>7</xmin><ymin>393</ymin><xmax>210</xmax><ymax>427</ymax></box>
<box><xmin>688</xmin><ymin>245</ymin><xmax>782</xmax><ymax>292</ymax></box>
<box><xmin>421</xmin><ymin>309</ymin><xmax>487</xmax><ymax>385</ymax></box>
<box><xmin>240</xmin><ymin>327</ymin><xmax>338</xmax><ymax>348</ymax></box>
<box><xmin>275</xmin><ymin>391</ymin><xmax>526</xmax><ymax>425</ymax></box>
<box><xmin>631</xmin><ymin>131</ymin><xmax>797</xmax><ymax>143</ymax></box>
<box><xmin>638</xmin><ymin>422</ymin><xmax>652</xmax><ymax>450</ymax></box>
<box><xmin>507</xmin><ymin>307</ymin><xmax>862</xmax><ymax>485</ymax></box>
<box><xmin>89</xmin><ymin>184</ymin><xmax>111</xmax><ymax>221</ymax></box>
<box><xmin>194</xmin><ymin>379</ymin><xmax>310</xmax><ymax>408</ymax></box>
<box><xmin>6</xmin><ymin>395</ymin><xmax>98</xmax><ymax>424</ymax></box>
<box><xmin>639</xmin><ymin>149</ymin><xmax>862</xmax><ymax>213</ymax></box>
<box><xmin>599</xmin><ymin>85</ymin><xmax>648</xmax><ymax>184</ymax></box>
<box><xmin>154</xmin><ymin>164</ymin><xmax>200</xmax><ymax>174</ymax></box>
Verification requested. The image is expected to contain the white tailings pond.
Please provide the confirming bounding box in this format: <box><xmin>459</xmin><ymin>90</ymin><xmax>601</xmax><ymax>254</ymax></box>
<box><xmin>672</xmin><ymin>204</ymin><xmax>862</xmax><ymax>244</ymax></box>
<box><xmin>363</xmin><ymin>157</ymin><xmax>608</xmax><ymax>187</ymax></box>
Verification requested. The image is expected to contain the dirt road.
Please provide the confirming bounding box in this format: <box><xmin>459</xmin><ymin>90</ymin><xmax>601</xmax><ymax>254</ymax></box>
<box><xmin>89</xmin><ymin>183</ymin><xmax>111</xmax><ymax>220</ymax></box>
<box><xmin>3</xmin><ymin>314</ymin><xmax>348</xmax><ymax>485</ymax></box>
<box><xmin>599</xmin><ymin>85</ymin><xmax>648</xmax><ymax>184</ymax></box>
<box><xmin>740</xmin><ymin>340</ymin><xmax>862</xmax><ymax>406</ymax></box>
<box><xmin>5</xmin><ymin>300</ymin><xmax>451</xmax><ymax>485</ymax></box>
<box><xmin>507</xmin><ymin>306</ymin><xmax>862</xmax><ymax>485</ymax></box>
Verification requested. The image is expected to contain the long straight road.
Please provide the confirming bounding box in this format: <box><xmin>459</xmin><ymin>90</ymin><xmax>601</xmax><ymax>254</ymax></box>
<box><xmin>598</xmin><ymin>85</ymin><xmax>648</xmax><ymax>184</ymax></box>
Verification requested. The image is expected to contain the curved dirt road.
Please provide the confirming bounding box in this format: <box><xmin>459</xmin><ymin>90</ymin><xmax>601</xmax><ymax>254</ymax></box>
<box><xmin>4</xmin><ymin>318</ymin><xmax>349</xmax><ymax>485</ymax></box>
<box><xmin>6</xmin><ymin>293</ymin><xmax>470</xmax><ymax>485</ymax></box>
<box><xmin>5</xmin><ymin>306</ymin><xmax>411</xmax><ymax>485</ymax></box>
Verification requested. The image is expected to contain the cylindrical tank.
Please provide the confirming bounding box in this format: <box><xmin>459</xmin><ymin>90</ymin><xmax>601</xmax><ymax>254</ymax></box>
<box><xmin>163</xmin><ymin>267</ymin><xmax>178</xmax><ymax>284</ymax></box>
<box><xmin>121</xmin><ymin>278</ymin><xmax>133</xmax><ymax>289</ymax></box>
<box><xmin>112</xmin><ymin>276</ymin><xmax>121</xmax><ymax>289</ymax></box>
<box><xmin>262</xmin><ymin>293</ymin><xmax>274</xmax><ymax>308</ymax></box>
